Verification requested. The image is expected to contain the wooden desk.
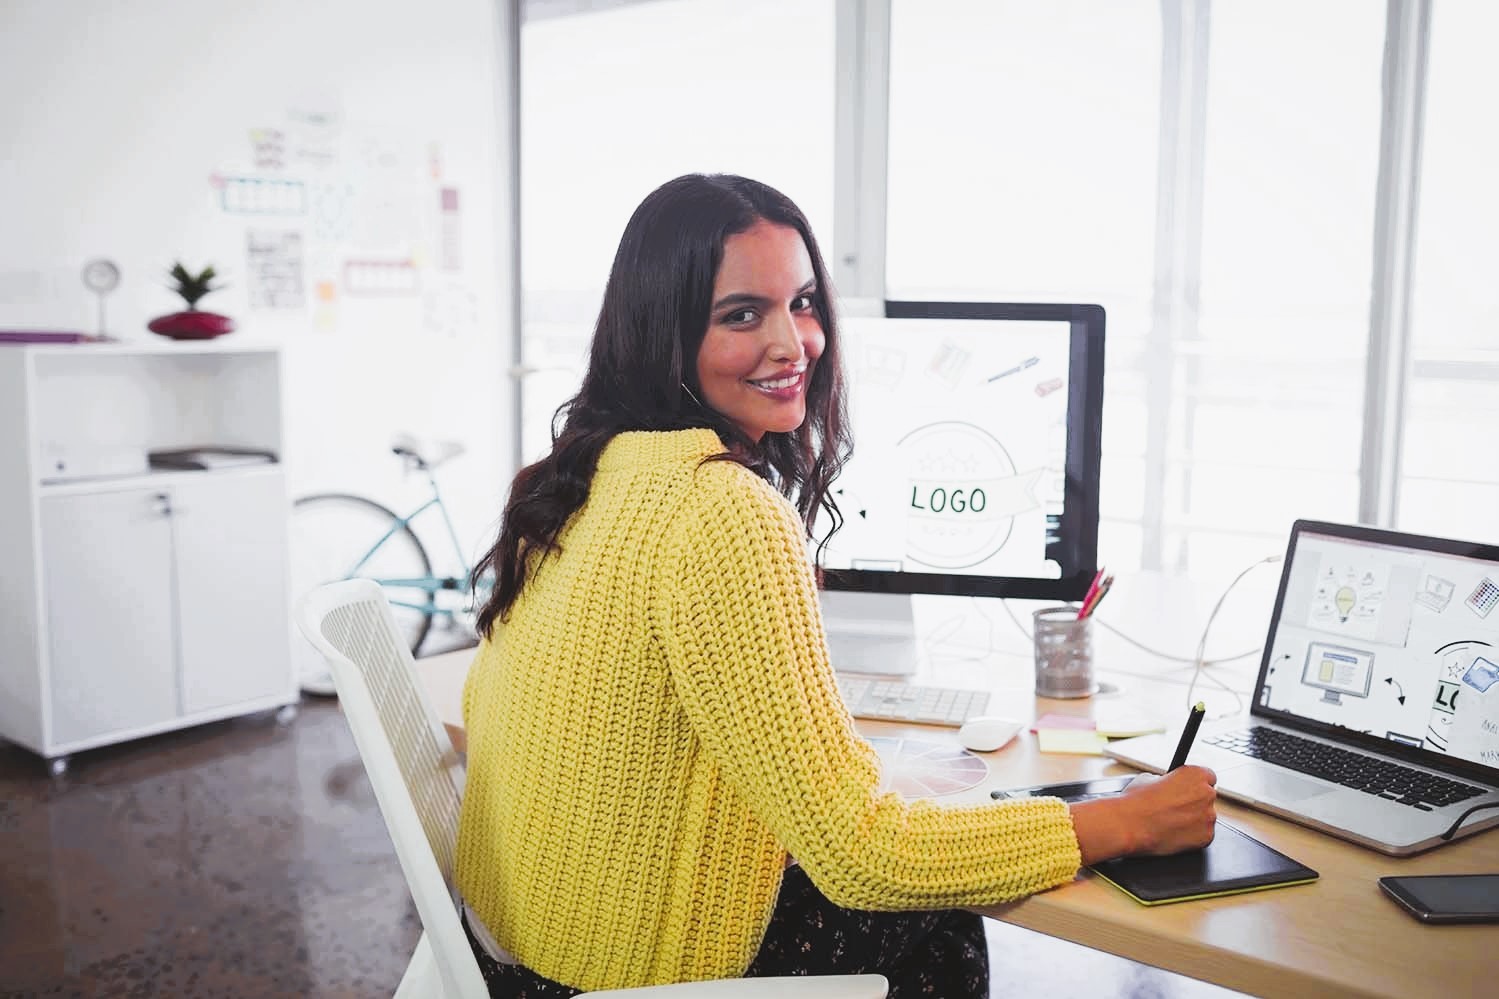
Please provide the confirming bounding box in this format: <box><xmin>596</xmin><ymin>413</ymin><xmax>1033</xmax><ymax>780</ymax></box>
<box><xmin>418</xmin><ymin>641</ymin><xmax>1499</xmax><ymax>999</ymax></box>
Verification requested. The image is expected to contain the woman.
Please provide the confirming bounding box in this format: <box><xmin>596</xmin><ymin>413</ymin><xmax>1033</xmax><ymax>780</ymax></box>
<box><xmin>455</xmin><ymin>174</ymin><xmax>1217</xmax><ymax>997</ymax></box>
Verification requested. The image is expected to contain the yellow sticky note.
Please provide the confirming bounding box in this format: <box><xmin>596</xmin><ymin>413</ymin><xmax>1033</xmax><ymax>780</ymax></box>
<box><xmin>1037</xmin><ymin>728</ymin><xmax>1109</xmax><ymax>756</ymax></box>
<box><xmin>1093</xmin><ymin>715</ymin><xmax>1166</xmax><ymax>740</ymax></box>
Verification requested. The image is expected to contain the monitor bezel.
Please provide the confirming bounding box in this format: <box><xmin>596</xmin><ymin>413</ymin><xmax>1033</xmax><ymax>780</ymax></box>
<box><xmin>818</xmin><ymin>300</ymin><xmax>1104</xmax><ymax>602</ymax></box>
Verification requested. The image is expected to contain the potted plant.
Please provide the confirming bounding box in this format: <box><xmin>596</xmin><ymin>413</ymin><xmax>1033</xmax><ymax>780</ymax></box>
<box><xmin>147</xmin><ymin>262</ymin><xmax>236</xmax><ymax>340</ymax></box>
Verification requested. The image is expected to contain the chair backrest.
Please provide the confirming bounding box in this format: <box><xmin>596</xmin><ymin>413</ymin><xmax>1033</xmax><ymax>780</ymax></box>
<box><xmin>296</xmin><ymin>579</ymin><xmax>487</xmax><ymax>998</ymax></box>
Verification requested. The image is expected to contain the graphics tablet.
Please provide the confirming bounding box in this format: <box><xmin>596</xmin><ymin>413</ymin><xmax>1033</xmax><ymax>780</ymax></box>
<box><xmin>1088</xmin><ymin>821</ymin><xmax>1318</xmax><ymax>905</ymax></box>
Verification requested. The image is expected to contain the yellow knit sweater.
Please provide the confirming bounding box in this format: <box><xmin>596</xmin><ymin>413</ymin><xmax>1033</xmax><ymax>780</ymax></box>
<box><xmin>455</xmin><ymin>429</ymin><xmax>1082</xmax><ymax>991</ymax></box>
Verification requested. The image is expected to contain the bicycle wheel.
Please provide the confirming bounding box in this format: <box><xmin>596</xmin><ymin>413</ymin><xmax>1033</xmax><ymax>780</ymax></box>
<box><xmin>290</xmin><ymin>493</ymin><xmax>435</xmax><ymax>658</ymax></box>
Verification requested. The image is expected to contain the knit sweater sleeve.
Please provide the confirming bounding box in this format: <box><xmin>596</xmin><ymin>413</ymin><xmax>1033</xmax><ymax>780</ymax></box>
<box><xmin>658</xmin><ymin>465</ymin><xmax>1083</xmax><ymax>910</ymax></box>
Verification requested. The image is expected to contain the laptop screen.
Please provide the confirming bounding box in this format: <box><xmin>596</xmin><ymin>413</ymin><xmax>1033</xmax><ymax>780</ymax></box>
<box><xmin>1256</xmin><ymin>522</ymin><xmax>1499</xmax><ymax>778</ymax></box>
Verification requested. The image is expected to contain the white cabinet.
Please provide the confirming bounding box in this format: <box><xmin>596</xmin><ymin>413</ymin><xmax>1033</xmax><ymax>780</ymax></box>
<box><xmin>173</xmin><ymin>472</ymin><xmax>291</xmax><ymax>715</ymax></box>
<box><xmin>41</xmin><ymin>487</ymin><xmax>179</xmax><ymax>746</ymax></box>
<box><xmin>0</xmin><ymin>341</ymin><xmax>296</xmax><ymax>770</ymax></box>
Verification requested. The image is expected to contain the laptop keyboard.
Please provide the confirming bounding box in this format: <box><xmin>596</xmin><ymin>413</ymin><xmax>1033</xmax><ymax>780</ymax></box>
<box><xmin>835</xmin><ymin>674</ymin><xmax>991</xmax><ymax>727</ymax></box>
<box><xmin>1205</xmin><ymin>726</ymin><xmax>1489</xmax><ymax>811</ymax></box>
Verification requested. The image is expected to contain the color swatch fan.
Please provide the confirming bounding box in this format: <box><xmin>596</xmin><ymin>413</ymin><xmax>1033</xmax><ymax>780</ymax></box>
<box><xmin>868</xmin><ymin>737</ymin><xmax>988</xmax><ymax>797</ymax></box>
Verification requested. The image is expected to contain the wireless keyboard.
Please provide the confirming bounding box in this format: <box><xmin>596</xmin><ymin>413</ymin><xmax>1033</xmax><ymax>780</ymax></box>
<box><xmin>835</xmin><ymin>674</ymin><xmax>992</xmax><ymax>727</ymax></box>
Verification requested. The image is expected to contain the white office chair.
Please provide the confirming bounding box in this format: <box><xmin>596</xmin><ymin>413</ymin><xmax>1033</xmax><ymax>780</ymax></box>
<box><xmin>295</xmin><ymin>579</ymin><xmax>887</xmax><ymax>999</ymax></box>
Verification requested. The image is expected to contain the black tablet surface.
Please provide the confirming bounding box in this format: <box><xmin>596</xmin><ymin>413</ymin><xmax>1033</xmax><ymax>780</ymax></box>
<box><xmin>1088</xmin><ymin>821</ymin><xmax>1318</xmax><ymax>906</ymax></box>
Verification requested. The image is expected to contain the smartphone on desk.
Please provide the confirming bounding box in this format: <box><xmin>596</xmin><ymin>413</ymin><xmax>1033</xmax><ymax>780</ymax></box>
<box><xmin>1378</xmin><ymin>875</ymin><xmax>1499</xmax><ymax>924</ymax></box>
<box><xmin>992</xmin><ymin>776</ymin><xmax>1137</xmax><ymax>803</ymax></box>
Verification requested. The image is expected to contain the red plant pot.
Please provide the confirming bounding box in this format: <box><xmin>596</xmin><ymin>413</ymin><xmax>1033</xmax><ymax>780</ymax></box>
<box><xmin>148</xmin><ymin>310</ymin><xmax>236</xmax><ymax>340</ymax></box>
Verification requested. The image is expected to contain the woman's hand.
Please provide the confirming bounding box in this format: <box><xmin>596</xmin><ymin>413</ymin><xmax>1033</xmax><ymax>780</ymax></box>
<box><xmin>1068</xmin><ymin>766</ymin><xmax>1218</xmax><ymax>864</ymax></box>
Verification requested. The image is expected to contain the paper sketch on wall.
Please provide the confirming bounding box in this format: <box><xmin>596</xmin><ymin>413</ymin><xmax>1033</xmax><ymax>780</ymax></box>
<box><xmin>439</xmin><ymin>187</ymin><xmax>462</xmax><ymax>272</ymax></box>
<box><xmin>309</xmin><ymin>182</ymin><xmax>355</xmax><ymax>243</ymax></box>
<box><xmin>214</xmin><ymin>174</ymin><xmax>308</xmax><ymax>215</ymax></box>
<box><xmin>423</xmin><ymin>283</ymin><xmax>477</xmax><ymax>337</ymax></box>
<box><xmin>344</xmin><ymin>258</ymin><xmax>419</xmax><ymax>296</ymax></box>
<box><xmin>249</xmin><ymin>128</ymin><xmax>286</xmax><ymax>170</ymax></box>
<box><xmin>313</xmin><ymin>279</ymin><xmax>338</xmax><ymax>331</ymax></box>
<box><xmin>287</xmin><ymin>109</ymin><xmax>340</xmax><ymax>169</ymax></box>
<box><xmin>229</xmin><ymin>111</ymin><xmax>474</xmax><ymax>329</ymax></box>
<box><xmin>246</xmin><ymin>231</ymin><xmax>305</xmax><ymax>309</ymax></box>
<box><xmin>899</xmin><ymin>421</ymin><xmax>1041</xmax><ymax>570</ymax></box>
<box><xmin>350</xmin><ymin>183</ymin><xmax>423</xmax><ymax>253</ymax></box>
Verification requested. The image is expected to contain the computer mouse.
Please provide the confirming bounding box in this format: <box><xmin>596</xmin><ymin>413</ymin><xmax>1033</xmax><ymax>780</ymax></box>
<box><xmin>958</xmin><ymin>716</ymin><xmax>1024</xmax><ymax>753</ymax></box>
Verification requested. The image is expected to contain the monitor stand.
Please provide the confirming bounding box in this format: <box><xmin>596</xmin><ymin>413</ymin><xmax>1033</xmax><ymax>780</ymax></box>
<box><xmin>819</xmin><ymin>590</ymin><xmax>920</xmax><ymax>676</ymax></box>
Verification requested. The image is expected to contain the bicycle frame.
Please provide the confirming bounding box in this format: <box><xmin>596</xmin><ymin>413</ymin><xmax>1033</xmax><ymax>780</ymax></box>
<box><xmin>342</xmin><ymin>465</ymin><xmax>486</xmax><ymax>620</ymax></box>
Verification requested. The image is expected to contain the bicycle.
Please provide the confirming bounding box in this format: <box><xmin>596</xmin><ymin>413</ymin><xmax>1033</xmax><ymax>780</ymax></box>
<box><xmin>290</xmin><ymin>434</ymin><xmax>492</xmax><ymax>693</ymax></box>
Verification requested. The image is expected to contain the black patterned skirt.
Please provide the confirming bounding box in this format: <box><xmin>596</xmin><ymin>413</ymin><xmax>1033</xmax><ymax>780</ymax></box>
<box><xmin>462</xmin><ymin>864</ymin><xmax>988</xmax><ymax>998</ymax></box>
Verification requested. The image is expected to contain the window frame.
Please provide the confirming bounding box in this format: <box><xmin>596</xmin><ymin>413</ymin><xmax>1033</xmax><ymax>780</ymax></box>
<box><xmin>510</xmin><ymin>0</ymin><xmax>1469</xmax><ymax>567</ymax></box>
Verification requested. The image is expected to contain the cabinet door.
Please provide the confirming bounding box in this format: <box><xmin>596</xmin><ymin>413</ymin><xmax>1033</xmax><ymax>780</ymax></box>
<box><xmin>41</xmin><ymin>489</ymin><xmax>178</xmax><ymax>747</ymax></box>
<box><xmin>172</xmin><ymin>472</ymin><xmax>292</xmax><ymax>715</ymax></box>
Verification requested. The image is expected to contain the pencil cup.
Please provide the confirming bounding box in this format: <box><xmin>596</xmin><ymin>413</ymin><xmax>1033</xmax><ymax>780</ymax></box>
<box><xmin>1033</xmin><ymin>606</ymin><xmax>1097</xmax><ymax>699</ymax></box>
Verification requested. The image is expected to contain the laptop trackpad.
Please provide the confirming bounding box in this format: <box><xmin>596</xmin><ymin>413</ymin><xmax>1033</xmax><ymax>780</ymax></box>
<box><xmin>1222</xmin><ymin>766</ymin><xmax>1334</xmax><ymax>804</ymax></box>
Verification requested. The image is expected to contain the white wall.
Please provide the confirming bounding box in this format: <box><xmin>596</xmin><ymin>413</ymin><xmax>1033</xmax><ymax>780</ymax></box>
<box><xmin>0</xmin><ymin>0</ymin><xmax>516</xmax><ymax>573</ymax></box>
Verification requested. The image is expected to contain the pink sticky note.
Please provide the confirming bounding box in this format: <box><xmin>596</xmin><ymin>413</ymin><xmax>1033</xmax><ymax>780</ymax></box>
<box><xmin>1029</xmin><ymin>713</ymin><xmax>1096</xmax><ymax>734</ymax></box>
<box><xmin>1036</xmin><ymin>729</ymin><xmax>1109</xmax><ymax>756</ymax></box>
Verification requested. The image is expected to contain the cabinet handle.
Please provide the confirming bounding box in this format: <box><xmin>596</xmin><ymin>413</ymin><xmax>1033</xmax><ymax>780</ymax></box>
<box><xmin>153</xmin><ymin>493</ymin><xmax>173</xmax><ymax>517</ymax></box>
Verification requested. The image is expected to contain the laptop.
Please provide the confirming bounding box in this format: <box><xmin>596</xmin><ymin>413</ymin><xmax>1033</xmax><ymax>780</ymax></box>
<box><xmin>1107</xmin><ymin>519</ymin><xmax>1499</xmax><ymax>856</ymax></box>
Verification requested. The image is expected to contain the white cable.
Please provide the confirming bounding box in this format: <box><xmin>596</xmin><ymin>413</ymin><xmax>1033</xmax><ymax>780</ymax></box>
<box><xmin>1092</xmin><ymin>617</ymin><xmax>1263</xmax><ymax>667</ymax></box>
<box><xmin>1185</xmin><ymin>554</ymin><xmax>1283</xmax><ymax>716</ymax></box>
<box><xmin>994</xmin><ymin>596</ymin><xmax>1033</xmax><ymax>641</ymax></box>
<box><xmin>924</xmin><ymin>605</ymin><xmax>1028</xmax><ymax>662</ymax></box>
<box><xmin>991</xmin><ymin>595</ymin><xmax>1262</xmax><ymax>669</ymax></box>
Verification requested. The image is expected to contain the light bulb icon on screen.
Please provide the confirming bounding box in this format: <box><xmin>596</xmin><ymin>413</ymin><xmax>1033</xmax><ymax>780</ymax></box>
<box><xmin>1335</xmin><ymin>585</ymin><xmax>1357</xmax><ymax>622</ymax></box>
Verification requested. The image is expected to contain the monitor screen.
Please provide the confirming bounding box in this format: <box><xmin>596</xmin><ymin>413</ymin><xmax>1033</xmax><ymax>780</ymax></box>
<box><xmin>1257</xmin><ymin>522</ymin><xmax>1499</xmax><ymax>775</ymax></box>
<box><xmin>815</xmin><ymin>301</ymin><xmax>1104</xmax><ymax>602</ymax></box>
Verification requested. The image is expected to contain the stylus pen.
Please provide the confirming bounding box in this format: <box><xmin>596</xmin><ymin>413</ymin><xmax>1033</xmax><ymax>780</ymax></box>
<box><xmin>1168</xmin><ymin>702</ymin><xmax>1207</xmax><ymax>771</ymax></box>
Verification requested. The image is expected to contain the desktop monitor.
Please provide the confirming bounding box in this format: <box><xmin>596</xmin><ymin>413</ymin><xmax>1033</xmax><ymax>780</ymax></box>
<box><xmin>814</xmin><ymin>301</ymin><xmax>1105</xmax><ymax>674</ymax></box>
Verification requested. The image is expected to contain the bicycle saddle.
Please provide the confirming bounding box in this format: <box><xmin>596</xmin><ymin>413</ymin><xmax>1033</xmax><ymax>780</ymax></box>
<box><xmin>391</xmin><ymin>433</ymin><xmax>466</xmax><ymax>470</ymax></box>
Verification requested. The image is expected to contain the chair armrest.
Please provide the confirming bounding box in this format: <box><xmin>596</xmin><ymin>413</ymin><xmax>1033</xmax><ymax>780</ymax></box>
<box><xmin>581</xmin><ymin>974</ymin><xmax>888</xmax><ymax>998</ymax></box>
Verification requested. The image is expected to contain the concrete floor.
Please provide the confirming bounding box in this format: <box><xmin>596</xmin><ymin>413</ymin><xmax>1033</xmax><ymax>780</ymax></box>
<box><xmin>0</xmin><ymin>650</ymin><xmax>1241</xmax><ymax>998</ymax></box>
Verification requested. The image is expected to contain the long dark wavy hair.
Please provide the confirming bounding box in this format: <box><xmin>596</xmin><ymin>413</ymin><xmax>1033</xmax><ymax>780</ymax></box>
<box><xmin>472</xmin><ymin>174</ymin><xmax>853</xmax><ymax>636</ymax></box>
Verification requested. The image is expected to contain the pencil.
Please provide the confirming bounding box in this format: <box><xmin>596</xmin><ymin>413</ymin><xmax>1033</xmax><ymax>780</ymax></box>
<box><xmin>1077</xmin><ymin>567</ymin><xmax>1106</xmax><ymax>617</ymax></box>
<box><xmin>1077</xmin><ymin>574</ymin><xmax>1113</xmax><ymax>620</ymax></box>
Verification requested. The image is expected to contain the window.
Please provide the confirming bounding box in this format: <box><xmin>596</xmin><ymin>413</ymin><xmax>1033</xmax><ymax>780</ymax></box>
<box><xmin>1180</xmin><ymin>0</ymin><xmax>1385</xmax><ymax>571</ymax></box>
<box><xmin>520</xmin><ymin>0</ymin><xmax>835</xmax><ymax>462</ymax></box>
<box><xmin>886</xmin><ymin>0</ymin><xmax>1161</xmax><ymax>570</ymax></box>
<box><xmin>515</xmin><ymin>1</ymin><xmax>1488</xmax><ymax>566</ymax></box>
<box><xmin>1400</xmin><ymin>0</ymin><xmax>1499</xmax><ymax>542</ymax></box>
<box><xmin>888</xmin><ymin>0</ymin><xmax>1388</xmax><ymax>573</ymax></box>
